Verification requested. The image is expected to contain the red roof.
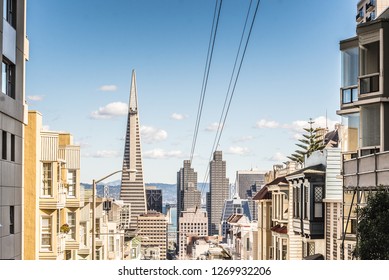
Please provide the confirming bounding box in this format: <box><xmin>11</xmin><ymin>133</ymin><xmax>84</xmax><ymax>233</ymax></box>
<box><xmin>253</xmin><ymin>186</ymin><xmax>271</xmax><ymax>200</ymax></box>
<box><xmin>271</xmin><ymin>224</ymin><xmax>288</xmax><ymax>234</ymax></box>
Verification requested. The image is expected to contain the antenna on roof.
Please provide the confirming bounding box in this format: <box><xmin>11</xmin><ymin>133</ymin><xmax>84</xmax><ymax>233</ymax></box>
<box><xmin>326</xmin><ymin>109</ymin><xmax>328</xmax><ymax>130</ymax></box>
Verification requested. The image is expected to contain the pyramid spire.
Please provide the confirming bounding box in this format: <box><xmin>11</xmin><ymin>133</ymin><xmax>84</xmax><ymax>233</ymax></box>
<box><xmin>120</xmin><ymin>69</ymin><xmax>147</xmax><ymax>232</ymax></box>
<box><xmin>129</xmin><ymin>69</ymin><xmax>138</xmax><ymax>112</ymax></box>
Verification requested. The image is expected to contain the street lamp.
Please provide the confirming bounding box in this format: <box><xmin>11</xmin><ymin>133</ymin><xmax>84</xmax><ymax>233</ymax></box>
<box><xmin>91</xmin><ymin>169</ymin><xmax>135</xmax><ymax>260</ymax></box>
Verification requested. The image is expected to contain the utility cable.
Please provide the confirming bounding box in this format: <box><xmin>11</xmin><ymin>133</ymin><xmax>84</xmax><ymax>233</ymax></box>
<box><xmin>189</xmin><ymin>0</ymin><xmax>223</xmax><ymax>165</ymax></box>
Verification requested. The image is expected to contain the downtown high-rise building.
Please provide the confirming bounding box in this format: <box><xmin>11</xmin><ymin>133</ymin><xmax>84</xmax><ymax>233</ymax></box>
<box><xmin>119</xmin><ymin>70</ymin><xmax>147</xmax><ymax>232</ymax></box>
<box><xmin>1</xmin><ymin>0</ymin><xmax>28</xmax><ymax>260</ymax></box>
<box><xmin>236</xmin><ymin>169</ymin><xmax>265</xmax><ymax>199</ymax></box>
<box><xmin>178</xmin><ymin>207</ymin><xmax>208</xmax><ymax>259</ymax></box>
<box><xmin>176</xmin><ymin>160</ymin><xmax>201</xmax><ymax>237</ymax></box>
<box><xmin>146</xmin><ymin>186</ymin><xmax>163</xmax><ymax>213</ymax></box>
<box><xmin>207</xmin><ymin>151</ymin><xmax>229</xmax><ymax>236</ymax></box>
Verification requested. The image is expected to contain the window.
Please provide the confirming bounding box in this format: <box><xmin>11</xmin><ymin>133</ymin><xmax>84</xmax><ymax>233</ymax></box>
<box><xmin>341</xmin><ymin>47</ymin><xmax>358</xmax><ymax>88</ymax></box>
<box><xmin>65</xmin><ymin>250</ymin><xmax>72</xmax><ymax>260</ymax></box>
<box><xmin>95</xmin><ymin>218</ymin><xmax>100</xmax><ymax>238</ymax></box>
<box><xmin>294</xmin><ymin>186</ymin><xmax>301</xmax><ymax>218</ymax></box>
<box><xmin>314</xmin><ymin>186</ymin><xmax>324</xmax><ymax>219</ymax></box>
<box><xmin>10</xmin><ymin>134</ymin><xmax>15</xmax><ymax>161</ymax></box>
<box><xmin>304</xmin><ymin>186</ymin><xmax>308</xmax><ymax>219</ymax></box>
<box><xmin>67</xmin><ymin>211</ymin><xmax>76</xmax><ymax>240</ymax></box>
<box><xmin>361</xmin><ymin>104</ymin><xmax>380</xmax><ymax>148</ymax></box>
<box><xmin>96</xmin><ymin>249</ymin><xmax>101</xmax><ymax>260</ymax></box>
<box><xmin>41</xmin><ymin>216</ymin><xmax>52</xmax><ymax>251</ymax></box>
<box><xmin>67</xmin><ymin>170</ymin><xmax>76</xmax><ymax>197</ymax></box>
<box><xmin>360</xmin><ymin>41</ymin><xmax>380</xmax><ymax>94</ymax></box>
<box><xmin>9</xmin><ymin>205</ymin><xmax>14</xmax><ymax>234</ymax></box>
<box><xmin>304</xmin><ymin>242</ymin><xmax>315</xmax><ymax>257</ymax></box>
<box><xmin>42</xmin><ymin>162</ymin><xmax>53</xmax><ymax>196</ymax></box>
<box><xmin>109</xmin><ymin>230</ymin><xmax>115</xmax><ymax>252</ymax></box>
<box><xmin>3</xmin><ymin>0</ymin><xmax>16</xmax><ymax>28</ymax></box>
<box><xmin>80</xmin><ymin>222</ymin><xmax>87</xmax><ymax>247</ymax></box>
<box><xmin>2</xmin><ymin>131</ymin><xmax>6</xmax><ymax>160</ymax></box>
<box><xmin>2</xmin><ymin>58</ymin><xmax>15</xmax><ymax>99</ymax></box>
<box><xmin>282</xmin><ymin>239</ymin><xmax>287</xmax><ymax>260</ymax></box>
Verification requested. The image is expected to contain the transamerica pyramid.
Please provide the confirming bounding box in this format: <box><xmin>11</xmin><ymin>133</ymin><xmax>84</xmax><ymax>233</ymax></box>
<box><xmin>120</xmin><ymin>69</ymin><xmax>147</xmax><ymax>231</ymax></box>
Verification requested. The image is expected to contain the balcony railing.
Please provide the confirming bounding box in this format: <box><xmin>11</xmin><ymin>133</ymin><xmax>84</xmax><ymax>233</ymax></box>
<box><xmin>356</xmin><ymin>10</ymin><xmax>364</xmax><ymax>22</ymax></box>
<box><xmin>57</xmin><ymin>234</ymin><xmax>66</xmax><ymax>257</ymax></box>
<box><xmin>342</xmin><ymin>86</ymin><xmax>358</xmax><ymax>104</ymax></box>
<box><xmin>359</xmin><ymin>73</ymin><xmax>379</xmax><ymax>94</ymax></box>
<box><xmin>366</xmin><ymin>1</ymin><xmax>375</xmax><ymax>13</ymax></box>
<box><xmin>343</xmin><ymin>151</ymin><xmax>389</xmax><ymax>188</ymax></box>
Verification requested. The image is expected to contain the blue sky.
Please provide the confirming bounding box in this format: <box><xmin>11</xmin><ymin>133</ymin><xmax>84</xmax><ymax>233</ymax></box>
<box><xmin>26</xmin><ymin>0</ymin><xmax>359</xmax><ymax>184</ymax></box>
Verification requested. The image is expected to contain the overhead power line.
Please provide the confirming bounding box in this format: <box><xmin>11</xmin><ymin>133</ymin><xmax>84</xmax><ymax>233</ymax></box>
<box><xmin>200</xmin><ymin>0</ymin><xmax>262</xmax><ymax>196</ymax></box>
<box><xmin>189</xmin><ymin>0</ymin><xmax>223</xmax><ymax>165</ymax></box>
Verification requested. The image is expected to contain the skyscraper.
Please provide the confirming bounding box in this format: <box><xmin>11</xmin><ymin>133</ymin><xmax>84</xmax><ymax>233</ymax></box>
<box><xmin>119</xmin><ymin>70</ymin><xmax>147</xmax><ymax>232</ymax></box>
<box><xmin>207</xmin><ymin>151</ymin><xmax>229</xmax><ymax>236</ymax></box>
<box><xmin>177</xmin><ymin>160</ymin><xmax>201</xmax><ymax>212</ymax></box>
<box><xmin>146</xmin><ymin>186</ymin><xmax>163</xmax><ymax>213</ymax></box>
<box><xmin>236</xmin><ymin>169</ymin><xmax>265</xmax><ymax>199</ymax></box>
<box><xmin>176</xmin><ymin>160</ymin><xmax>201</xmax><ymax>238</ymax></box>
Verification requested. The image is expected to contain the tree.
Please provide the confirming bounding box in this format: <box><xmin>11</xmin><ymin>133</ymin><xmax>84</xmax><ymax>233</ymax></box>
<box><xmin>354</xmin><ymin>188</ymin><xmax>389</xmax><ymax>260</ymax></box>
<box><xmin>287</xmin><ymin>118</ymin><xmax>326</xmax><ymax>164</ymax></box>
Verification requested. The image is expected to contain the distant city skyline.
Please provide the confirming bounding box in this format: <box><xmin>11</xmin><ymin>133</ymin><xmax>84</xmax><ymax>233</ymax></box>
<box><xmin>26</xmin><ymin>0</ymin><xmax>359</xmax><ymax>184</ymax></box>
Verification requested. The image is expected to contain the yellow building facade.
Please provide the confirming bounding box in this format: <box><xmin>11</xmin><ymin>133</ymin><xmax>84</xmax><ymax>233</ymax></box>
<box><xmin>24</xmin><ymin>111</ymin><xmax>81</xmax><ymax>260</ymax></box>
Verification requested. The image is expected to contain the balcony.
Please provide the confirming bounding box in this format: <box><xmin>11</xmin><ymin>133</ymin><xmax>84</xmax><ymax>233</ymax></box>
<box><xmin>366</xmin><ymin>1</ymin><xmax>375</xmax><ymax>13</ymax></box>
<box><xmin>356</xmin><ymin>10</ymin><xmax>364</xmax><ymax>22</ymax></box>
<box><xmin>359</xmin><ymin>73</ymin><xmax>379</xmax><ymax>94</ymax></box>
<box><xmin>343</xmin><ymin>151</ymin><xmax>389</xmax><ymax>188</ymax></box>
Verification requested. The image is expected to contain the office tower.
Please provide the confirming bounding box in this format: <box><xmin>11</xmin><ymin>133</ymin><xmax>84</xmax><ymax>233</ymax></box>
<box><xmin>236</xmin><ymin>169</ymin><xmax>265</xmax><ymax>199</ymax></box>
<box><xmin>0</xmin><ymin>0</ymin><xmax>28</xmax><ymax>260</ymax></box>
<box><xmin>24</xmin><ymin>111</ymin><xmax>81</xmax><ymax>260</ymax></box>
<box><xmin>178</xmin><ymin>207</ymin><xmax>208</xmax><ymax>259</ymax></box>
<box><xmin>137</xmin><ymin>211</ymin><xmax>168</xmax><ymax>260</ymax></box>
<box><xmin>146</xmin><ymin>186</ymin><xmax>163</xmax><ymax>213</ymax></box>
<box><xmin>176</xmin><ymin>160</ymin><xmax>201</xmax><ymax>224</ymax></box>
<box><xmin>207</xmin><ymin>151</ymin><xmax>229</xmax><ymax>236</ymax></box>
<box><xmin>119</xmin><ymin>70</ymin><xmax>147</xmax><ymax>232</ymax></box>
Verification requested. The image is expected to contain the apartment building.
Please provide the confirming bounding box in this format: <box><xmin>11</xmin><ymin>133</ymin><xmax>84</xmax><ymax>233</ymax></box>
<box><xmin>339</xmin><ymin>4</ymin><xmax>389</xmax><ymax>259</ymax></box>
<box><xmin>356</xmin><ymin>0</ymin><xmax>389</xmax><ymax>23</ymax></box>
<box><xmin>24</xmin><ymin>111</ymin><xmax>81</xmax><ymax>260</ymax></box>
<box><xmin>0</xmin><ymin>0</ymin><xmax>28</xmax><ymax>260</ymax></box>
<box><xmin>253</xmin><ymin>186</ymin><xmax>272</xmax><ymax>260</ymax></box>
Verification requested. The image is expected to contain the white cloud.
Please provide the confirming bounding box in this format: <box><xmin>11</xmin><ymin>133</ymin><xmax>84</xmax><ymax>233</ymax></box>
<box><xmin>141</xmin><ymin>126</ymin><xmax>168</xmax><ymax>144</ymax></box>
<box><xmin>205</xmin><ymin>122</ymin><xmax>221</xmax><ymax>132</ymax></box>
<box><xmin>233</xmin><ymin>135</ymin><xmax>255</xmax><ymax>143</ymax></box>
<box><xmin>255</xmin><ymin>119</ymin><xmax>280</xmax><ymax>128</ymax></box>
<box><xmin>27</xmin><ymin>95</ymin><xmax>44</xmax><ymax>101</ymax></box>
<box><xmin>288</xmin><ymin>116</ymin><xmax>339</xmax><ymax>133</ymax></box>
<box><xmin>266</xmin><ymin>152</ymin><xmax>287</xmax><ymax>162</ymax></box>
<box><xmin>42</xmin><ymin>125</ymin><xmax>50</xmax><ymax>131</ymax></box>
<box><xmin>170</xmin><ymin>113</ymin><xmax>188</xmax><ymax>120</ymax></box>
<box><xmin>143</xmin><ymin>149</ymin><xmax>184</xmax><ymax>159</ymax></box>
<box><xmin>90</xmin><ymin>102</ymin><xmax>128</xmax><ymax>119</ymax></box>
<box><xmin>227</xmin><ymin>146</ymin><xmax>250</xmax><ymax>155</ymax></box>
<box><xmin>83</xmin><ymin>150</ymin><xmax>120</xmax><ymax>158</ymax></box>
<box><xmin>98</xmin><ymin>85</ymin><xmax>118</xmax><ymax>92</ymax></box>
